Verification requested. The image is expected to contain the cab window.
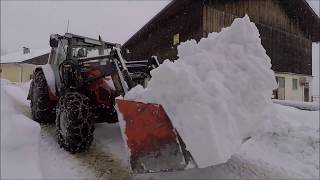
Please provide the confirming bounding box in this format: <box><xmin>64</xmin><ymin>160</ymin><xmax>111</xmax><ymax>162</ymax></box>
<box><xmin>53</xmin><ymin>40</ymin><xmax>68</xmax><ymax>65</ymax></box>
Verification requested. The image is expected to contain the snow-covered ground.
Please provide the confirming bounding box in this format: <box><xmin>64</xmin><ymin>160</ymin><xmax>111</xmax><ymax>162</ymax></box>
<box><xmin>1</xmin><ymin>80</ymin><xmax>133</xmax><ymax>180</ymax></box>
<box><xmin>240</xmin><ymin>104</ymin><xmax>319</xmax><ymax>178</ymax></box>
<box><xmin>273</xmin><ymin>99</ymin><xmax>320</xmax><ymax>111</ymax></box>
<box><xmin>1</xmin><ymin>80</ymin><xmax>42</xmax><ymax>179</ymax></box>
<box><xmin>1</xmin><ymin>78</ymin><xmax>319</xmax><ymax>179</ymax></box>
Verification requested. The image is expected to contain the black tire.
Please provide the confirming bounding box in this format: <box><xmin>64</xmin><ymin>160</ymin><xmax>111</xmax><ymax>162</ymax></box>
<box><xmin>30</xmin><ymin>70</ymin><xmax>55</xmax><ymax>123</ymax></box>
<box><xmin>56</xmin><ymin>92</ymin><xmax>95</xmax><ymax>153</ymax></box>
<box><xmin>93</xmin><ymin>106</ymin><xmax>118</xmax><ymax>123</ymax></box>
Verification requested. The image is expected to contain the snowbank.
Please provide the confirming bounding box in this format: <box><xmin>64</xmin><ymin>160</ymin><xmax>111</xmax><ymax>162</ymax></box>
<box><xmin>241</xmin><ymin>104</ymin><xmax>319</xmax><ymax>178</ymax></box>
<box><xmin>273</xmin><ymin>99</ymin><xmax>320</xmax><ymax>111</ymax></box>
<box><xmin>1</xmin><ymin>84</ymin><xmax>42</xmax><ymax>179</ymax></box>
<box><xmin>1</xmin><ymin>78</ymin><xmax>11</xmax><ymax>85</ymax></box>
<box><xmin>124</xmin><ymin>15</ymin><xmax>277</xmax><ymax>168</ymax></box>
<box><xmin>2</xmin><ymin>80</ymin><xmax>31</xmax><ymax>107</ymax></box>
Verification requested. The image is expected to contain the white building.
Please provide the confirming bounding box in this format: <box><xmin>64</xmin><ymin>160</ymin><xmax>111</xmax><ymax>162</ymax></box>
<box><xmin>274</xmin><ymin>72</ymin><xmax>313</xmax><ymax>102</ymax></box>
<box><xmin>0</xmin><ymin>48</ymin><xmax>49</xmax><ymax>82</ymax></box>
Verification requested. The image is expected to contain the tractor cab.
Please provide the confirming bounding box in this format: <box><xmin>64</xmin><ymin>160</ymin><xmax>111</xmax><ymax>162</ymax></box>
<box><xmin>48</xmin><ymin>33</ymin><xmax>159</xmax><ymax>92</ymax></box>
<box><xmin>48</xmin><ymin>33</ymin><xmax>119</xmax><ymax>65</ymax></box>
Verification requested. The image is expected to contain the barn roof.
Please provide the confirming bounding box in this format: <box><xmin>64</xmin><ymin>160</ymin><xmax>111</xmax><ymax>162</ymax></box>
<box><xmin>0</xmin><ymin>48</ymin><xmax>50</xmax><ymax>64</ymax></box>
<box><xmin>124</xmin><ymin>0</ymin><xmax>320</xmax><ymax>47</ymax></box>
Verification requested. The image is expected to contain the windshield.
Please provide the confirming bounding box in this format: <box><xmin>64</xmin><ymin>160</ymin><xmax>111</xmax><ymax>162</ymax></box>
<box><xmin>71</xmin><ymin>46</ymin><xmax>111</xmax><ymax>59</ymax></box>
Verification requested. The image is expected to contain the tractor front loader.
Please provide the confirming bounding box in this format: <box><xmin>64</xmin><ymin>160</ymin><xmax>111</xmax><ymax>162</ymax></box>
<box><xmin>27</xmin><ymin>33</ymin><xmax>195</xmax><ymax>173</ymax></box>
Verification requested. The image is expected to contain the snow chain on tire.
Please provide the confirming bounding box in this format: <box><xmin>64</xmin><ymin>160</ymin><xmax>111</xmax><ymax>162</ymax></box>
<box><xmin>56</xmin><ymin>92</ymin><xmax>95</xmax><ymax>153</ymax></box>
<box><xmin>30</xmin><ymin>70</ymin><xmax>55</xmax><ymax>123</ymax></box>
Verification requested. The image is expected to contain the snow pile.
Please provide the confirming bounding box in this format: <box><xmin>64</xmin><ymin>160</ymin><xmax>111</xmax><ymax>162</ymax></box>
<box><xmin>1</xmin><ymin>83</ymin><xmax>42</xmax><ymax>179</ymax></box>
<box><xmin>1</xmin><ymin>78</ymin><xmax>11</xmax><ymax>85</ymax></box>
<box><xmin>2</xmin><ymin>80</ymin><xmax>31</xmax><ymax>107</ymax></box>
<box><xmin>124</xmin><ymin>15</ymin><xmax>277</xmax><ymax>168</ymax></box>
<box><xmin>241</xmin><ymin>104</ymin><xmax>319</xmax><ymax>178</ymax></box>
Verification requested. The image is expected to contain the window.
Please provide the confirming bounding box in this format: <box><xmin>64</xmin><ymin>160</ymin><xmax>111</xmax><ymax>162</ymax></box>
<box><xmin>276</xmin><ymin>77</ymin><xmax>285</xmax><ymax>88</ymax></box>
<box><xmin>173</xmin><ymin>33</ymin><xmax>179</xmax><ymax>45</ymax></box>
<box><xmin>53</xmin><ymin>40</ymin><xmax>68</xmax><ymax>65</ymax></box>
<box><xmin>292</xmin><ymin>79</ymin><xmax>298</xmax><ymax>90</ymax></box>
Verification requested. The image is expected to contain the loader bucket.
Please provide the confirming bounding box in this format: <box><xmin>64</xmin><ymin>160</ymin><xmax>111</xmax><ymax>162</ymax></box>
<box><xmin>116</xmin><ymin>99</ymin><xmax>193</xmax><ymax>173</ymax></box>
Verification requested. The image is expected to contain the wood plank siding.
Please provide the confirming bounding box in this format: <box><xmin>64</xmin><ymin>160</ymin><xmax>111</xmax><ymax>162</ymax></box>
<box><xmin>123</xmin><ymin>0</ymin><xmax>203</xmax><ymax>62</ymax></box>
<box><xmin>203</xmin><ymin>0</ymin><xmax>313</xmax><ymax>75</ymax></box>
<box><xmin>203</xmin><ymin>0</ymin><xmax>306</xmax><ymax>37</ymax></box>
<box><xmin>123</xmin><ymin>0</ymin><xmax>319</xmax><ymax>76</ymax></box>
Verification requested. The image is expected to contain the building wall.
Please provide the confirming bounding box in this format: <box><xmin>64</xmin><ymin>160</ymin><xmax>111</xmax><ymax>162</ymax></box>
<box><xmin>204</xmin><ymin>0</ymin><xmax>307</xmax><ymax>37</ymax></box>
<box><xmin>125</xmin><ymin>0</ymin><xmax>313</xmax><ymax>75</ymax></box>
<box><xmin>274</xmin><ymin>72</ymin><xmax>313</xmax><ymax>102</ymax></box>
<box><xmin>0</xmin><ymin>64</ymin><xmax>21</xmax><ymax>82</ymax></box>
<box><xmin>203</xmin><ymin>0</ymin><xmax>312</xmax><ymax>75</ymax></box>
<box><xmin>21</xmin><ymin>64</ymin><xmax>36</xmax><ymax>82</ymax></box>
<box><xmin>123</xmin><ymin>0</ymin><xmax>203</xmax><ymax>62</ymax></box>
<box><xmin>0</xmin><ymin>63</ymin><xmax>36</xmax><ymax>82</ymax></box>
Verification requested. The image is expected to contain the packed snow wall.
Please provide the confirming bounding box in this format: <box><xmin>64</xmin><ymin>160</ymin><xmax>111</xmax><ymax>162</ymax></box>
<box><xmin>124</xmin><ymin>15</ymin><xmax>277</xmax><ymax>168</ymax></box>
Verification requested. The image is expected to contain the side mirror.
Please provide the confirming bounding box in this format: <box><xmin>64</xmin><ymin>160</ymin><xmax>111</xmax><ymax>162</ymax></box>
<box><xmin>49</xmin><ymin>34</ymin><xmax>59</xmax><ymax>48</ymax></box>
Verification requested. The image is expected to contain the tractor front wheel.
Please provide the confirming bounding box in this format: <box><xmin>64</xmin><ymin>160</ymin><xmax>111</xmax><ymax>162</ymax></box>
<box><xmin>30</xmin><ymin>70</ymin><xmax>55</xmax><ymax>123</ymax></box>
<box><xmin>56</xmin><ymin>92</ymin><xmax>95</xmax><ymax>153</ymax></box>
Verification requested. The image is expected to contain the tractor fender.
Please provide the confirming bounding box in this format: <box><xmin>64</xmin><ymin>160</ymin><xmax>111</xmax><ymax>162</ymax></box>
<box><xmin>39</xmin><ymin>64</ymin><xmax>57</xmax><ymax>95</ymax></box>
<box><xmin>28</xmin><ymin>65</ymin><xmax>58</xmax><ymax>101</ymax></box>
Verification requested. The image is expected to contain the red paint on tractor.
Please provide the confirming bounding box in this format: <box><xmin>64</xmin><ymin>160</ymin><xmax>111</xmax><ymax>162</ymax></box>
<box><xmin>87</xmin><ymin>69</ymin><xmax>116</xmax><ymax>106</ymax></box>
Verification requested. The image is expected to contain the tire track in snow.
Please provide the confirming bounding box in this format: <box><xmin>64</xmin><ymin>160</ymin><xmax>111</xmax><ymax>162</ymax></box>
<box><xmin>5</xmin><ymin>87</ymin><xmax>133</xmax><ymax>180</ymax></box>
<box><xmin>40</xmin><ymin>124</ymin><xmax>133</xmax><ymax>180</ymax></box>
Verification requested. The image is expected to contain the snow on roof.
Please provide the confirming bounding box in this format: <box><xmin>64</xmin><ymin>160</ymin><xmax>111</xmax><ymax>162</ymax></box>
<box><xmin>0</xmin><ymin>48</ymin><xmax>50</xmax><ymax>64</ymax></box>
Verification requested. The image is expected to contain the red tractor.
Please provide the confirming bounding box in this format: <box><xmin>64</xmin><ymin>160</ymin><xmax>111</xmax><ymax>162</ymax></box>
<box><xmin>27</xmin><ymin>33</ymin><xmax>195</xmax><ymax>173</ymax></box>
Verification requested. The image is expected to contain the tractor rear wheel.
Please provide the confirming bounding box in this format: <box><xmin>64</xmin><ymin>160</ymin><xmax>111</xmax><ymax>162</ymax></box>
<box><xmin>56</xmin><ymin>92</ymin><xmax>95</xmax><ymax>153</ymax></box>
<box><xmin>30</xmin><ymin>70</ymin><xmax>55</xmax><ymax>123</ymax></box>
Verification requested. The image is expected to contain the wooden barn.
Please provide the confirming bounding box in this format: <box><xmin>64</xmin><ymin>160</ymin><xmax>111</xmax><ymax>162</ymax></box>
<box><xmin>123</xmin><ymin>0</ymin><xmax>320</xmax><ymax>102</ymax></box>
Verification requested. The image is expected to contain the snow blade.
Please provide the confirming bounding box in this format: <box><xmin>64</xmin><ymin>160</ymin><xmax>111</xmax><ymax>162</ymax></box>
<box><xmin>116</xmin><ymin>99</ymin><xmax>192</xmax><ymax>173</ymax></box>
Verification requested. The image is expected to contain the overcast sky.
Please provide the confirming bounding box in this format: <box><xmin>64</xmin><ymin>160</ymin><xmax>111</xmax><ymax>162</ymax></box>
<box><xmin>1</xmin><ymin>0</ymin><xmax>318</xmax><ymax>54</ymax></box>
<box><xmin>1</xmin><ymin>1</ymin><xmax>169</xmax><ymax>54</ymax></box>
